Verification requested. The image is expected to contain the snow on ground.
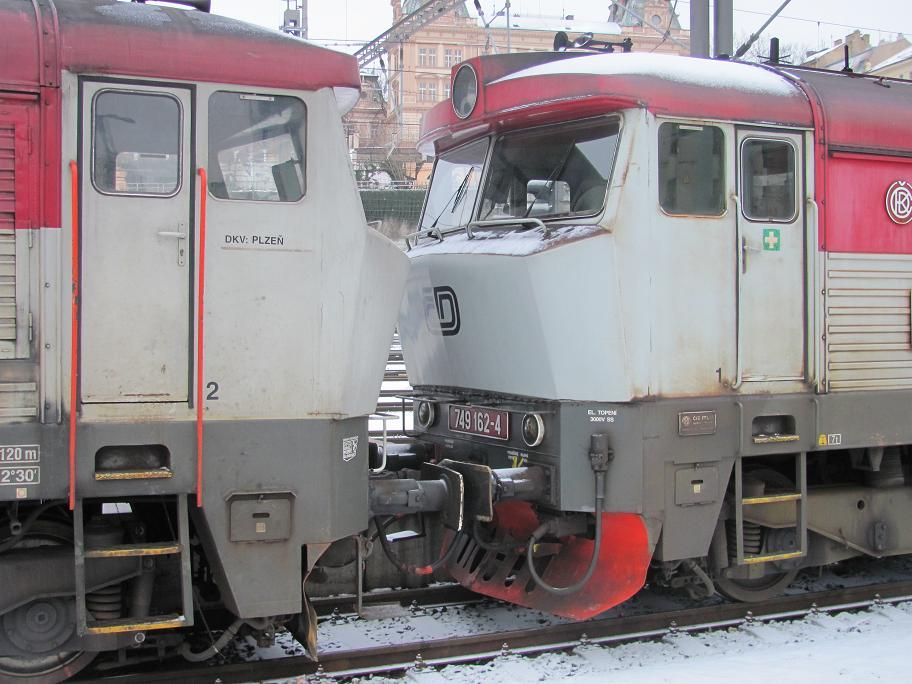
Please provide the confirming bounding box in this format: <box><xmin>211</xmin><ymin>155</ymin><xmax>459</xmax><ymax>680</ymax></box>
<box><xmin>235</xmin><ymin>555</ymin><xmax>912</xmax><ymax>683</ymax></box>
<box><xmin>376</xmin><ymin>601</ymin><xmax>912</xmax><ymax>684</ymax></box>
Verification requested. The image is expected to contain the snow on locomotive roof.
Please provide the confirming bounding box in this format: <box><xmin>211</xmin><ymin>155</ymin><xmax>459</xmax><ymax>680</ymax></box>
<box><xmin>0</xmin><ymin>0</ymin><xmax>360</xmax><ymax>94</ymax></box>
<box><xmin>490</xmin><ymin>53</ymin><xmax>801</xmax><ymax>98</ymax></box>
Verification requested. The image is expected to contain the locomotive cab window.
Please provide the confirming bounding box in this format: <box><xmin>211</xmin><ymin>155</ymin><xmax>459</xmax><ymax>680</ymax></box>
<box><xmin>740</xmin><ymin>138</ymin><xmax>797</xmax><ymax>222</ymax></box>
<box><xmin>419</xmin><ymin>138</ymin><xmax>488</xmax><ymax>232</ymax></box>
<box><xmin>208</xmin><ymin>92</ymin><xmax>306</xmax><ymax>202</ymax></box>
<box><xmin>478</xmin><ymin>117</ymin><xmax>621</xmax><ymax>221</ymax></box>
<box><xmin>92</xmin><ymin>91</ymin><xmax>181</xmax><ymax>196</ymax></box>
<box><xmin>658</xmin><ymin>122</ymin><xmax>725</xmax><ymax>216</ymax></box>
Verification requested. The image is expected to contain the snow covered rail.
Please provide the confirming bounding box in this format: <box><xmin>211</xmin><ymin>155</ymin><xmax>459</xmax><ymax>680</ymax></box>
<box><xmin>72</xmin><ymin>579</ymin><xmax>912</xmax><ymax>683</ymax></box>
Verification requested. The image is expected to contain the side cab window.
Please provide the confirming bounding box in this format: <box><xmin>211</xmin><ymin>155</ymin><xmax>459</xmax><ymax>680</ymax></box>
<box><xmin>207</xmin><ymin>92</ymin><xmax>306</xmax><ymax>202</ymax></box>
<box><xmin>658</xmin><ymin>122</ymin><xmax>725</xmax><ymax>216</ymax></box>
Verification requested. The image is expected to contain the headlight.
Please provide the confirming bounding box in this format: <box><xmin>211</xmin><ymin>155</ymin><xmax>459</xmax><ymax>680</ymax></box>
<box><xmin>415</xmin><ymin>401</ymin><xmax>437</xmax><ymax>430</ymax></box>
<box><xmin>452</xmin><ymin>64</ymin><xmax>478</xmax><ymax>119</ymax></box>
<box><xmin>521</xmin><ymin>413</ymin><xmax>545</xmax><ymax>448</ymax></box>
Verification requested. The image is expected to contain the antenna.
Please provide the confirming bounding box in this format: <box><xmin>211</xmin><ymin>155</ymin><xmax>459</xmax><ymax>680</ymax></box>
<box><xmin>553</xmin><ymin>32</ymin><xmax>633</xmax><ymax>54</ymax></box>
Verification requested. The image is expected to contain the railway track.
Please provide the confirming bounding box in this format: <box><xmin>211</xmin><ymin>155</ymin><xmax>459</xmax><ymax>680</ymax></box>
<box><xmin>73</xmin><ymin>578</ymin><xmax>912</xmax><ymax>684</ymax></box>
<box><xmin>312</xmin><ymin>583</ymin><xmax>479</xmax><ymax>616</ymax></box>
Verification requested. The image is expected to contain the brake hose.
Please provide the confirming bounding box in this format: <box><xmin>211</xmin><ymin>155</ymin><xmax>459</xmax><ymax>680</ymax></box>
<box><xmin>525</xmin><ymin>470</ymin><xmax>606</xmax><ymax>595</ymax></box>
<box><xmin>374</xmin><ymin>515</ymin><xmax>459</xmax><ymax>577</ymax></box>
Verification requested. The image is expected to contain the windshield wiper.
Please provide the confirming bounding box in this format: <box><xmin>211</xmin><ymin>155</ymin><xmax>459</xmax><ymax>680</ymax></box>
<box><xmin>425</xmin><ymin>166</ymin><xmax>475</xmax><ymax>231</ymax></box>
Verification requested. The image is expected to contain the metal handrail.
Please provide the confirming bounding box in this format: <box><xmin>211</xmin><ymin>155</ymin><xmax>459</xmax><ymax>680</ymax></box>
<box><xmin>466</xmin><ymin>217</ymin><xmax>550</xmax><ymax>239</ymax></box>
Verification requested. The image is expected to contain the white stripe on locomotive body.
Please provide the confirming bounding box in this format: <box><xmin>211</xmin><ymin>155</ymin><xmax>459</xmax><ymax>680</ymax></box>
<box><xmin>57</xmin><ymin>72</ymin><xmax>408</xmax><ymax>423</ymax></box>
<box><xmin>401</xmin><ymin>107</ymin><xmax>819</xmax><ymax>401</ymax></box>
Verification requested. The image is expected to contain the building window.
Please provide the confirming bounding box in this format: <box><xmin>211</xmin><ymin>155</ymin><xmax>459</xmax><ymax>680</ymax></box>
<box><xmin>443</xmin><ymin>83</ymin><xmax>451</xmax><ymax>100</ymax></box>
<box><xmin>444</xmin><ymin>48</ymin><xmax>463</xmax><ymax>68</ymax></box>
<box><xmin>418</xmin><ymin>47</ymin><xmax>437</xmax><ymax>67</ymax></box>
<box><xmin>418</xmin><ymin>81</ymin><xmax>438</xmax><ymax>102</ymax></box>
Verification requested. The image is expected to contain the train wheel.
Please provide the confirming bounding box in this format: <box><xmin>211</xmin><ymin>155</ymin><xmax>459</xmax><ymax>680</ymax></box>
<box><xmin>0</xmin><ymin>521</ymin><xmax>95</xmax><ymax>683</ymax></box>
<box><xmin>715</xmin><ymin>468</ymin><xmax>800</xmax><ymax>602</ymax></box>
<box><xmin>0</xmin><ymin>649</ymin><xmax>96</xmax><ymax>684</ymax></box>
<box><xmin>715</xmin><ymin>569</ymin><xmax>799</xmax><ymax>603</ymax></box>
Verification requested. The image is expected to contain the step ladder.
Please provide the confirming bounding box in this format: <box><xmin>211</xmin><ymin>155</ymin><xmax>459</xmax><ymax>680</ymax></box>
<box><xmin>73</xmin><ymin>493</ymin><xmax>194</xmax><ymax>636</ymax></box>
<box><xmin>733</xmin><ymin>452</ymin><xmax>807</xmax><ymax>565</ymax></box>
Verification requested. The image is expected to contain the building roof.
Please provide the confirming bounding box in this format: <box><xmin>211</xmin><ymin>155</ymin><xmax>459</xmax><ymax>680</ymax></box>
<box><xmin>871</xmin><ymin>44</ymin><xmax>912</xmax><ymax>72</ymax></box>
<box><xmin>482</xmin><ymin>14</ymin><xmax>622</xmax><ymax>35</ymax></box>
<box><xmin>403</xmin><ymin>0</ymin><xmax>469</xmax><ymax>17</ymax></box>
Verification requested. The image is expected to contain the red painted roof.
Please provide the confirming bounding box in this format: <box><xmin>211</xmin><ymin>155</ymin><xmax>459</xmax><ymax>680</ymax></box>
<box><xmin>420</xmin><ymin>52</ymin><xmax>912</xmax><ymax>157</ymax></box>
<box><xmin>781</xmin><ymin>66</ymin><xmax>912</xmax><ymax>154</ymax></box>
<box><xmin>0</xmin><ymin>0</ymin><xmax>359</xmax><ymax>92</ymax></box>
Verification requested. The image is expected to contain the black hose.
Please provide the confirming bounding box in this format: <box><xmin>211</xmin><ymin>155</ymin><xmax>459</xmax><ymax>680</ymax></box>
<box><xmin>179</xmin><ymin>619</ymin><xmax>244</xmax><ymax>662</ymax></box>
<box><xmin>525</xmin><ymin>471</ymin><xmax>605</xmax><ymax>595</ymax></box>
<box><xmin>0</xmin><ymin>501</ymin><xmax>61</xmax><ymax>554</ymax></box>
<box><xmin>472</xmin><ymin>519</ymin><xmax>517</xmax><ymax>552</ymax></box>
<box><xmin>374</xmin><ymin>516</ymin><xmax>459</xmax><ymax>577</ymax></box>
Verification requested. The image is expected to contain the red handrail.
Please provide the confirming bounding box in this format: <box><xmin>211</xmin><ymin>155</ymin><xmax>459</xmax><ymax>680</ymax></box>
<box><xmin>68</xmin><ymin>160</ymin><xmax>79</xmax><ymax>511</ymax></box>
<box><xmin>196</xmin><ymin>168</ymin><xmax>207</xmax><ymax>507</ymax></box>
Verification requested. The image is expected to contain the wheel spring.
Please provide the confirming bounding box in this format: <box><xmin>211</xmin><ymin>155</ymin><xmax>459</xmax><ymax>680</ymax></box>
<box><xmin>86</xmin><ymin>584</ymin><xmax>122</xmax><ymax>621</ymax></box>
<box><xmin>726</xmin><ymin>519</ymin><xmax>763</xmax><ymax>556</ymax></box>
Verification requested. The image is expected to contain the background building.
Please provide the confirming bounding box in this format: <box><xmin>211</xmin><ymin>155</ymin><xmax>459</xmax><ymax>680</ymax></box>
<box><xmin>802</xmin><ymin>30</ymin><xmax>911</xmax><ymax>77</ymax></box>
<box><xmin>345</xmin><ymin>0</ymin><xmax>688</xmax><ymax>185</ymax></box>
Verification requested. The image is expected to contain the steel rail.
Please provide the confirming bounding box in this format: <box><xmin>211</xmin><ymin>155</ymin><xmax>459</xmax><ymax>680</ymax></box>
<box><xmin>312</xmin><ymin>583</ymin><xmax>479</xmax><ymax>616</ymax></box>
<box><xmin>73</xmin><ymin>579</ymin><xmax>912</xmax><ymax>683</ymax></box>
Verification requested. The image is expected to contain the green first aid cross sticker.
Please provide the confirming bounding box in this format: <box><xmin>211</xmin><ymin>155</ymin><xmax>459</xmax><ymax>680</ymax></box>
<box><xmin>762</xmin><ymin>228</ymin><xmax>781</xmax><ymax>251</ymax></box>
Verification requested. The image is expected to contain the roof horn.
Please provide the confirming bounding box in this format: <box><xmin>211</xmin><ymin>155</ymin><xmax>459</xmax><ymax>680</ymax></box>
<box><xmin>131</xmin><ymin>0</ymin><xmax>212</xmax><ymax>12</ymax></box>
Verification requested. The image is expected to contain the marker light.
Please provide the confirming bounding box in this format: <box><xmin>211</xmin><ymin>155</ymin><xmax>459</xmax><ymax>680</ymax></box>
<box><xmin>453</xmin><ymin>64</ymin><xmax>478</xmax><ymax>119</ymax></box>
<box><xmin>415</xmin><ymin>401</ymin><xmax>437</xmax><ymax>430</ymax></box>
<box><xmin>521</xmin><ymin>413</ymin><xmax>545</xmax><ymax>448</ymax></box>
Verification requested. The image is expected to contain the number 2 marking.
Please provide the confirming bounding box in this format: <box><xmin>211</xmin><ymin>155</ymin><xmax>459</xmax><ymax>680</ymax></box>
<box><xmin>206</xmin><ymin>382</ymin><xmax>220</xmax><ymax>400</ymax></box>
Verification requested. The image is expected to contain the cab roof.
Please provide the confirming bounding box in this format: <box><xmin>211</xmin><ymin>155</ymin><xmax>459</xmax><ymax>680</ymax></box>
<box><xmin>419</xmin><ymin>51</ymin><xmax>912</xmax><ymax>157</ymax></box>
<box><xmin>1</xmin><ymin>0</ymin><xmax>359</xmax><ymax>93</ymax></box>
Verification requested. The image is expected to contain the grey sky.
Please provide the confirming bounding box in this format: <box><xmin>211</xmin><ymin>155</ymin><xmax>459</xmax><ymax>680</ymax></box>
<box><xmin>209</xmin><ymin>1</ymin><xmax>912</xmax><ymax>55</ymax></box>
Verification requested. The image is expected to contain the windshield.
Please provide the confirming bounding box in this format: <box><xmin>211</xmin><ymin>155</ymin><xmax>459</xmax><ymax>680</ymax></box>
<box><xmin>419</xmin><ymin>138</ymin><xmax>488</xmax><ymax>231</ymax></box>
<box><xmin>479</xmin><ymin>118</ymin><xmax>621</xmax><ymax>221</ymax></box>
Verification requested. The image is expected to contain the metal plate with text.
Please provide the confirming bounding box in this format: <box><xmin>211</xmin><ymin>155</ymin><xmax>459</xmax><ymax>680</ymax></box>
<box><xmin>449</xmin><ymin>405</ymin><xmax>509</xmax><ymax>441</ymax></box>
<box><xmin>678</xmin><ymin>411</ymin><xmax>717</xmax><ymax>437</ymax></box>
<box><xmin>0</xmin><ymin>445</ymin><xmax>41</xmax><ymax>488</ymax></box>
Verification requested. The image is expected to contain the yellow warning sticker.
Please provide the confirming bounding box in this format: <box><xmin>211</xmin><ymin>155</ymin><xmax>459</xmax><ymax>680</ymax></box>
<box><xmin>818</xmin><ymin>434</ymin><xmax>828</xmax><ymax>446</ymax></box>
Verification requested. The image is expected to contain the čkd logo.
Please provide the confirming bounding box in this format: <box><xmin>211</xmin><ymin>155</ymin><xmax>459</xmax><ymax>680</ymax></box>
<box><xmin>430</xmin><ymin>286</ymin><xmax>460</xmax><ymax>336</ymax></box>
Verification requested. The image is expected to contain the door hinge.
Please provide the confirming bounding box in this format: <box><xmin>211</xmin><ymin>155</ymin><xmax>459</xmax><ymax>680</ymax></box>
<box><xmin>28</xmin><ymin>311</ymin><xmax>33</xmax><ymax>342</ymax></box>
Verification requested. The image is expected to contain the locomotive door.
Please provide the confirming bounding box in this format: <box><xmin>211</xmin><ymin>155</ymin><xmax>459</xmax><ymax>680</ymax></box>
<box><xmin>735</xmin><ymin>130</ymin><xmax>805</xmax><ymax>383</ymax></box>
<box><xmin>80</xmin><ymin>82</ymin><xmax>193</xmax><ymax>403</ymax></box>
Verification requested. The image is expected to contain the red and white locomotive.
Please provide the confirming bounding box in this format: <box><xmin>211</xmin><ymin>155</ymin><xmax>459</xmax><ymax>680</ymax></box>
<box><xmin>0</xmin><ymin>1</ymin><xmax>406</xmax><ymax>680</ymax></box>
<box><xmin>398</xmin><ymin>45</ymin><xmax>912</xmax><ymax>617</ymax></box>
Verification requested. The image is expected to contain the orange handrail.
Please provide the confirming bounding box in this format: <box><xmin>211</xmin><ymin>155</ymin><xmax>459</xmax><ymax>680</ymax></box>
<box><xmin>68</xmin><ymin>160</ymin><xmax>79</xmax><ymax>511</ymax></box>
<box><xmin>196</xmin><ymin>168</ymin><xmax>207</xmax><ymax>507</ymax></box>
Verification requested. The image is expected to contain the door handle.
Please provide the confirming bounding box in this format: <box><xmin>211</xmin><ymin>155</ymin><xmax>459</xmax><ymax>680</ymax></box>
<box><xmin>158</xmin><ymin>226</ymin><xmax>187</xmax><ymax>266</ymax></box>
